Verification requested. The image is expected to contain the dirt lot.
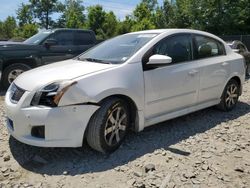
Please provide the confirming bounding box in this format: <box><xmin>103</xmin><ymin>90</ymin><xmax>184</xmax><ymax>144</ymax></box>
<box><xmin>0</xmin><ymin>80</ymin><xmax>250</xmax><ymax>188</ymax></box>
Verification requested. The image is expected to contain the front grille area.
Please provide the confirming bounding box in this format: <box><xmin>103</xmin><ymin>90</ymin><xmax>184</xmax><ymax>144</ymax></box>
<box><xmin>31</xmin><ymin>126</ymin><xmax>45</xmax><ymax>138</ymax></box>
<box><xmin>10</xmin><ymin>84</ymin><xmax>25</xmax><ymax>103</ymax></box>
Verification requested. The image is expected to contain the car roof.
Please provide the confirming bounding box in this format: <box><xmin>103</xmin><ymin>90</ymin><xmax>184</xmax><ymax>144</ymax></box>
<box><xmin>42</xmin><ymin>28</ymin><xmax>94</xmax><ymax>33</ymax></box>
<box><xmin>127</xmin><ymin>29</ymin><xmax>224</xmax><ymax>42</ymax></box>
<box><xmin>128</xmin><ymin>29</ymin><xmax>213</xmax><ymax>35</ymax></box>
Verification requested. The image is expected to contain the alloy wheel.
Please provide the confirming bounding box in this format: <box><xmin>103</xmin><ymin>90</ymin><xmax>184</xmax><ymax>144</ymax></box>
<box><xmin>225</xmin><ymin>83</ymin><xmax>238</xmax><ymax>108</ymax></box>
<box><xmin>104</xmin><ymin>106</ymin><xmax>128</xmax><ymax>146</ymax></box>
<box><xmin>8</xmin><ymin>69</ymin><xmax>24</xmax><ymax>84</ymax></box>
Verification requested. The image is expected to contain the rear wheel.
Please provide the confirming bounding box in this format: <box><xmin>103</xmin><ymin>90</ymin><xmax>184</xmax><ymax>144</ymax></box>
<box><xmin>217</xmin><ymin>79</ymin><xmax>240</xmax><ymax>111</ymax></box>
<box><xmin>2</xmin><ymin>64</ymin><xmax>31</xmax><ymax>89</ymax></box>
<box><xmin>86</xmin><ymin>98</ymin><xmax>130</xmax><ymax>153</ymax></box>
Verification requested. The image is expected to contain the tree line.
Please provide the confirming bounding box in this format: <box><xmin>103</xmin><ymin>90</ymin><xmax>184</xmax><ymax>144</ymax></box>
<box><xmin>0</xmin><ymin>0</ymin><xmax>250</xmax><ymax>40</ymax></box>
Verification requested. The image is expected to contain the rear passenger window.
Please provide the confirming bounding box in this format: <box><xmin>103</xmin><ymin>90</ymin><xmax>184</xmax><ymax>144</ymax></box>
<box><xmin>194</xmin><ymin>35</ymin><xmax>225</xmax><ymax>59</ymax></box>
<box><xmin>74</xmin><ymin>32</ymin><xmax>94</xmax><ymax>45</ymax></box>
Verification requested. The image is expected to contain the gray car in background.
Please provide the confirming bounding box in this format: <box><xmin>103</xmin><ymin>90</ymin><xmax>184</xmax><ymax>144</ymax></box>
<box><xmin>227</xmin><ymin>40</ymin><xmax>250</xmax><ymax>76</ymax></box>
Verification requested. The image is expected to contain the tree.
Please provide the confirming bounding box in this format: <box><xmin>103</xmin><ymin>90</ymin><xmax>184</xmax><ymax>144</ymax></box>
<box><xmin>61</xmin><ymin>0</ymin><xmax>85</xmax><ymax>28</ymax></box>
<box><xmin>132</xmin><ymin>1</ymin><xmax>157</xmax><ymax>31</ymax></box>
<box><xmin>2</xmin><ymin>16</ymin><xmax>17</xmax><ymax>39</ymax></box>
<box><xmin>29</xmin><ymin>0</ymin><xmax>60</xmax><ymax>29</ymax></box>
<box><xmin>14</xmin><ymin>24</ymin><xmax>39</xmax><ymax>39</ymax></box>
<box><xmin>117</xmin><ymin>16</ymin><xmax>134</xmax><ymax>35</ymax></box>
<box><xmin>86</xmin><ymin>5</ymin><xmax>106</xmax><ymax>38</ymax></box>
<box><xmin>0</xmin><ymin>21</ymin><xmax>4</xmax><ymax>39</ymax></box>
<box><xmin>172</xmin><ymin>0</ymin><xmax>250</xmax><ymax>35</ymax></box>
<box><xmin>142</xmin><ymin>0</ymin><xmax>157</xmax><ymax>11</ymax></box>
<box><xmin>16</xmin><ymin>3</ymin><xmax>34</xmax><ymax>26</ymax></box>
<box><xmin>102</xmin><ymin>11</ymin><xmax>118</xmax><ymax>38</ymax></box>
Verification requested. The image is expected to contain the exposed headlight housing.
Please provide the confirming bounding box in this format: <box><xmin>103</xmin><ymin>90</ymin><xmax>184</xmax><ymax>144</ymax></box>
<box><xmin>31</xmin><ymin>81</ymin><xmax>77</xmax><ymax>107</ymax></box>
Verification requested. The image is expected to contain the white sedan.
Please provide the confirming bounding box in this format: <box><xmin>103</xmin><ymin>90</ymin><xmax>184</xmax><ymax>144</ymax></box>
<box><xmin>5</xmin><ymin>29</ymin><xmax>245</xmax><ymax>153</ymax></box>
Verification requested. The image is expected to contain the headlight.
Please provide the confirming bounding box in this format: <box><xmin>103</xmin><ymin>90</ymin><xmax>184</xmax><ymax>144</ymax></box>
<box><xmin>31</xmin><ymin>81</ymin><xmax>77</xmax><ymax>107</ymax></box>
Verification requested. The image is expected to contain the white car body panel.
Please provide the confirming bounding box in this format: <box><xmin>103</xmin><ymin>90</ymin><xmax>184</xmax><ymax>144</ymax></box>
<box><xmin>144</xmin><ymin>60</ymin><xmax>200</xmax><ymax>119</ymax></box>
<box><xmin>15</xmin><ymin>60</ymin><xmax>117</xmax><ymax>91</ymax></box>
<box><xmin>5</xmin><ymin>29</ymin><xmax>245</xmax><ymax>148</ymax></box>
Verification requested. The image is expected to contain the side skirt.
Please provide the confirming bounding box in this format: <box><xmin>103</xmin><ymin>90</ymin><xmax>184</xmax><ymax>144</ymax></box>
<box><xmin>144</xmin><ymin>99</ymin><xmax>220</xmax><ymax>127</ymax></box>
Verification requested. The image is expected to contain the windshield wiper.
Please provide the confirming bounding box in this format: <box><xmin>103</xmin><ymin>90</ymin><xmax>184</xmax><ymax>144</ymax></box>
<box><xmin>78</xmin><ymin>57</ymin><xmax>111</xmax><ymax>64</ymax></box>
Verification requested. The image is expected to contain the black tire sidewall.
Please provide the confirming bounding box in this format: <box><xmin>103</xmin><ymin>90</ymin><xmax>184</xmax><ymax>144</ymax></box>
<box><xmin>99</xmin><ymin>99</ymin><xmax>130</xmax><ymax>153</ymax></box>
<box><xmin>2</xmin><ymin>64</ymin><xmax>31</xmax><ymax>89</ymax></box>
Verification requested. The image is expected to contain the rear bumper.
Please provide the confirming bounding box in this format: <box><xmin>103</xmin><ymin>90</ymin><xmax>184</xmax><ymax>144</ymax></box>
<box><xmin>5</xmin><ymin>90</ymin><xmax>99</xmax><ymax>147</ymax></box>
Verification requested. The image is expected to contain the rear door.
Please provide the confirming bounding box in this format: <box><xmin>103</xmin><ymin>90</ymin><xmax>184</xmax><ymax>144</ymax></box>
<box><xmin>41</xmin><ymin>30</ymin><xmax>76</xmax><ymax>64</ymax></box>
<box><xmin>193</xmin><ymin>35</ymin><xmax>229</xmax><ymax>103</ymax></box>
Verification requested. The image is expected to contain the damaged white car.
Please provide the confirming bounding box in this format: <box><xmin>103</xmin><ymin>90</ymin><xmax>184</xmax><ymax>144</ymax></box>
<box><xmin>5</xmin><ymin>29</ymin><xmax>245</xmax><ymax>153</ymax></box>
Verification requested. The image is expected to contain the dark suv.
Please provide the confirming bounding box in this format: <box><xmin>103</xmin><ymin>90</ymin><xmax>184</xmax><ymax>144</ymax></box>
<box><xmin>0</xmin><ymin>29</ymin><xmax>97</xmax><ymax>88</ymax></box>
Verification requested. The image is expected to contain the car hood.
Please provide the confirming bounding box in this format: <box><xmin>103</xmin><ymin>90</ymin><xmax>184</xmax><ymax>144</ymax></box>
<box><xmin>0</xmin><ymin>43</ymin><xmax>37</xmax><ymax>51</ymax></box>
<box><xmin>14</xmin><ymin>59</ymin><xmax>117</xmax><ymax>91</ymax></box>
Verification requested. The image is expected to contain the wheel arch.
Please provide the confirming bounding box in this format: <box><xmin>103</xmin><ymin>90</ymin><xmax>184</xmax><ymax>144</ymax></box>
<box><xmin>220</xmin><ymin>75</ymin><xmax>243</xmax><ymax>98</ymax></box>
<box><xmin>228</xmin><ymin>76</ymin><xmax>242</xmax><ymax>95</ymax></box>
<box><xmin>3</xmin><ymin>58</ymin><xmax>38</xmax><ymax>71</ymax></box>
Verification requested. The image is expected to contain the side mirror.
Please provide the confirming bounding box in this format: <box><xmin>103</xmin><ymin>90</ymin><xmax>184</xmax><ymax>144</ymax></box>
<box><xmin>147</xmin><ymin>54</ymin><xmax>172</xmax><ymax>67</ymax></box>
<box><xmin>44</xmin><ymin>39</ymin><xmax>57</xmax><ymax>48</ymax></box>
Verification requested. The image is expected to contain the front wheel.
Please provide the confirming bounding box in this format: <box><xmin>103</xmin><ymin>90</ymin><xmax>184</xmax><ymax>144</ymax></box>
<box><xmin>217</xmin><ymin>79</ymin><xmax>240</xmax><ymax>111</ymax></box>
<box><xmin>86</xmin><ymin>98</ymin><xmax>130</xmax><ymax>153</ymax></box>
<box><xmin>2</xmin><ymin>64</ymin><xmax>31</xmax><ymax>89</ymax></box>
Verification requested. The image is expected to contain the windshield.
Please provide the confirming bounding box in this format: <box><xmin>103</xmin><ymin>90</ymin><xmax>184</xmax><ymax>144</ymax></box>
<box><xmin>23</xmin><ymin>31</ymin><xmax>52</xmax><ymax>45</ymax></box>
<box><xmin>78</xmin><ymin>33</ymin><xmax>158</xmax><ymax>64</ymax></box>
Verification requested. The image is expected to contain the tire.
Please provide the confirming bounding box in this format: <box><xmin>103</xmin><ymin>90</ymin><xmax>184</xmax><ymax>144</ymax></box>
<box><xmin>86</xmin><ymin>97</ymin><xmax>130</xmax><ymax>153</ymax></box>
<box><xmin>217</xmin><ymin>79</ymin><xmax>240</xmax><ymax>111</ymax></box>
<box><xmin>2</xmin><ymin>63</ymin><xmax>31</xmax><ymax>89</ymax></box>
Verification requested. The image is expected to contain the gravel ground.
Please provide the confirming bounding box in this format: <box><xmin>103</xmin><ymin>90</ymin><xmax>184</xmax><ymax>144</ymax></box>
<box><xmin>0</xmin><ymin>80</ymin><xmax>250</xmax><ymax>188</ymax></box>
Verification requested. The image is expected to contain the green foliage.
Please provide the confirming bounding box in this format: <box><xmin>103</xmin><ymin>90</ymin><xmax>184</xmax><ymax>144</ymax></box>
<box><xmin>1</xmin><ymin>0</ymin><xmax>250</xmax><ymax>40</ymax></box>
<box><xmin>29</xmin><ymin>0</ymin><xmax>60</xmax><ymax>29</ymax></box>
<box><xmin>16</xmin><ymin>3</ymin><xmax>34</xmax><ymax>27</ymax></box>
<box><xmin>117</xmin><ymin>16</ymin><xmax>135</xmax><ymax>35</ymax></box>
<box><xmin>60</xmin><ymin>0</ymin><xmax>85</xmax><ymax>28</ymax></box>
<box><xmin>0</xmin><ymin>21</ymin><xmax>4</xmax><ymax>39</ymax></box>
<box><xmin>102</xmin><ymin>11</ymin><xmax>118</xmax><ymax>38</ymax></box>
<box><xmin>0</xmin><ymin>16</ymin><xmax>17</xmax><ymax>39</ymax></box>
<box><xmin>132</xmin><ymin>0</ymin><xmax>157</xmax><ymax>31</ymax></box>
<box><xmin>86</xmin><ymin>5</ymin><xmax>106</xmax><ymax>39</ymax></box>
<box><xmin>14</xmin><ymin>24</ymin><xmax>39</xmax><ymax>39</ymax></box>
<box><xmin>173</xmin><ymin>0</ymin><xmax>250</xmax><ymax>35</ymax></box>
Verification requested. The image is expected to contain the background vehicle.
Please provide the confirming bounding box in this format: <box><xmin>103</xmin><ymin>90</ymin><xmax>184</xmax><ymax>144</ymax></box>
<box><xmin>0</xmin><ymin>29</ymin><xmax>97</xmax><ymax>88</ymax></box>
<box><xmin>5</xmin><ymin>29</ymin><xmax>245</xmax><ymax>153</ymax></box>
<box><xmin>227</xmin><ymin>40</ymin><xmax>250</xmax><ymax>76</ymax></box>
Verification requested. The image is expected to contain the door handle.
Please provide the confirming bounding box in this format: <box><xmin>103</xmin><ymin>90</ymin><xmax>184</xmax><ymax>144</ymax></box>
<box><xmin>68</xmin><ymin>49</ymin><xmax>72</xmax><ymax>52</ymax></box>
<box><xmin>221</xmin><ymin>62</ymin><xmax>229</xmax><ymax>66</ymax></box>
<box><xmin>188</xmin><ymin>70</ymin><xmax>199</xmax><ymax>76</ymax></box>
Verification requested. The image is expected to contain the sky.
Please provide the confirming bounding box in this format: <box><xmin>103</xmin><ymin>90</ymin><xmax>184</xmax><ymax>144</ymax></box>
<box><xmin>0</xmin><ymin>0</ymin><xmax>164</xmax><ymax>21</ymax></box>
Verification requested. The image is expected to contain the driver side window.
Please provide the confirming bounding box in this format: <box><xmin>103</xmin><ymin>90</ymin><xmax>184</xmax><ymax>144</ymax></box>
<box><xmin>152</xmin><ymin>34</ymin><xmax>193</xmax><ymax>64</ymax></box>
<box><xmin>46</xmin><ymin>31</ymin><xmax>74</xmax><ymax>46</ymax></box>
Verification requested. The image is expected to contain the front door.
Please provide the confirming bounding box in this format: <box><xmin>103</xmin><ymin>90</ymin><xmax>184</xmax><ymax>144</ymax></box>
<box><xmin>41</xmin><ymin>31</ymin><xmax>75</xmax><ymax>64</ymax></box>
<box><xmin>143</xmin><ymin>34</ymin><xmax>200</xmax><ymax>121</ymax></box>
